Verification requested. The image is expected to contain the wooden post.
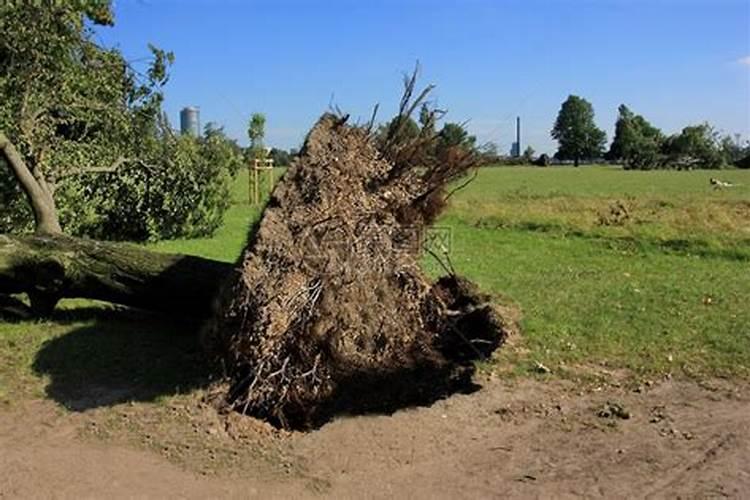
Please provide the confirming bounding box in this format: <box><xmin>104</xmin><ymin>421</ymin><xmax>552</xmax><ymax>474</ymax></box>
<box><xmin>265</xmin><ymin>158</ymin><xmax>273</xmax><ymax>201</ymax></box>
<box><xmin>250</xmin><ymin>158</ymin><xmax>274</xmax><ymax>205</ymax></box>
<box><xmin>254</xmin><ymin>159</ymin><xmax>259</xmax><ymax>204</ymax></box>
<box><xmin>247</xmin><ymin>162</ymin><xmax>255</xmax><ymax>205</ymax></box>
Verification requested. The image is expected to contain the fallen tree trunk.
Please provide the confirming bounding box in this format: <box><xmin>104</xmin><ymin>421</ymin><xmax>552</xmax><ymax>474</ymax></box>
<box><xmin>0</xmin><ymin>234</ymin><xmax>232</xmax><ymax>317</ymax></box>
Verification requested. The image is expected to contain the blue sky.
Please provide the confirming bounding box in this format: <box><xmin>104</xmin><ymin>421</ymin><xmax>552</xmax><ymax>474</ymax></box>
<box><xmin>98</xmin><ymin>0</ymin><xmax>750</xmax><ymax>154</ymax></box>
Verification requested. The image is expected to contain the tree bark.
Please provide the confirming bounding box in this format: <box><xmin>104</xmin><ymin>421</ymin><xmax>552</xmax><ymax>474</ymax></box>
<box><xmin>0</xmin><ymin>234</ymin><xmax>232</xmax><ymax>317</ymax></box>
<box><xmin>0</xmin><ymin>132</ymin><xmax>62</xmax><ymax>235</ymax></box>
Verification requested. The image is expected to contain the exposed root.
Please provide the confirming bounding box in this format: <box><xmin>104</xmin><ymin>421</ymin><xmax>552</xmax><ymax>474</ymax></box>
<box><xmin>206</xmin><ymin>77</ymin><xmax>509</xmax><ymax>429</ymax></box>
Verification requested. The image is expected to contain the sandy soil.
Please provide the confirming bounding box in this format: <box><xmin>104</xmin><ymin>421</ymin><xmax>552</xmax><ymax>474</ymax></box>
<box><xmin>1</xmin><ymin>376</ymin><xmax>748</xmax><ymax>499</ymax></box>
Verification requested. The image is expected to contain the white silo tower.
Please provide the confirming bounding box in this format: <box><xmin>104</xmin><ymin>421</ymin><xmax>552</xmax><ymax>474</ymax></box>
<box><xmin>180</xmin><ymin>106</ymin><xmax>200</xmax><ymax>136</ymax></box>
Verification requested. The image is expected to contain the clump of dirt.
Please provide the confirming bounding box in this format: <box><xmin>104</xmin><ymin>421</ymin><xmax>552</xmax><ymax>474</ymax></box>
<box><xmin>598</xmin><ymin>200</ymin><xmax>631</xmax><ymax>226</ymax></box>
<box><xmin>206</xmin><ymin>84</ymin><xmax>509</xmax><ymax>429</ymax></box>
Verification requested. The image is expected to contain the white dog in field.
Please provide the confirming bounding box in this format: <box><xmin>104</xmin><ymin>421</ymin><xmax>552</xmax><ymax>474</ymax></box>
<box><xmin>710</xmin><ymin>177</ymin><xmax>734</xmax><ymax>189</ymax></box>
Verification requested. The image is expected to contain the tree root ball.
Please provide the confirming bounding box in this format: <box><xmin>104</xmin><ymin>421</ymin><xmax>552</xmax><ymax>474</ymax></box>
<box><xmin>206</xmin><ymin>114</ymin><xmax>510</xmax><ymax>429</ymax></box>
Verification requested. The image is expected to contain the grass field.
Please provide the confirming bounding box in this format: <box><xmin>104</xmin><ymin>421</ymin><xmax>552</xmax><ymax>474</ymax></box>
<box><xmin>1</xmin><ymin>165</ymin><xmax>749</xmax><ymax>406</ymax></box>
<box><xmin>434</xmin><ymin>166</ymin><xmax>749</xmax><ymax>378</ymax></box>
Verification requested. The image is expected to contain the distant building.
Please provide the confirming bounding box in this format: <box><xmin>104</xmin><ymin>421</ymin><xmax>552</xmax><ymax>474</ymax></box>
<box><xmin>180</xmin><ymin>106</ymin><xmax>200</xmax><ymax>136</ymax></box>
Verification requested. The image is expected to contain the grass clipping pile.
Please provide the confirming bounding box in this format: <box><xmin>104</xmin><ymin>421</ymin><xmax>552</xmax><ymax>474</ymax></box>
<box><xmin>209</xmin><ymin>92</ymin><xmax>508</xmax><ymax>430</ymax></box>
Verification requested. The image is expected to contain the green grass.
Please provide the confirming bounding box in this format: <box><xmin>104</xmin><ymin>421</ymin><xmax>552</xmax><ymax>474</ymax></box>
<box><xmin>1</xmin><ymin>165</ymin><xmax>749</xmax><ymax>408</ymax></box>
<box><xmin>462</xmin><ymin>165</ymin><xmax>750</xmax><ymax>198</ymax></box>
<box><xmin>426</xmin><ymin>166</ymin><xmax>750</xmax><ymax>378</ymax></box>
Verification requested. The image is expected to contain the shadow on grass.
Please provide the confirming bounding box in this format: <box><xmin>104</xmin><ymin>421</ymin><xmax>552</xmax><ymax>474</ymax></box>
<box><xmin>32</xmin><ymin>307</ymin><xmax>212</xmax><ymax>411</ymax></box>
<box><xmin>29</xmin><ymin>275</ymin><xmax>507</xmax><ymax>426</ymax></box>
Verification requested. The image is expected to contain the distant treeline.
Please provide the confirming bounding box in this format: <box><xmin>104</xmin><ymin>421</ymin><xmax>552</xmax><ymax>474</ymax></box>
<box><xmin>478</xmin><ymin>97</ymin><xmax>749</xmax><ymax>170</ymax></box>
<box><xmin>265</xmin><ymin>147</ymin><xmax>297</xmax><ymax>167</ymax></box>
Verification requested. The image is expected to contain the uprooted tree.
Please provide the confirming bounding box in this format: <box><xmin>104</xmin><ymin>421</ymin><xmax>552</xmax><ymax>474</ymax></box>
<box><xmin>0</xmin><ymin>0</ymin><xmax>508</xmax><ymax>428</ymax></box>
<box><xmin>203</xmin><ymin>75</ymin><xmax>509</xmax><ymax>429</ymax></box>
<box><xmin>1</xmin><ymin>63</ymin><xmax>509</xmax><ymax>427</ymax></box>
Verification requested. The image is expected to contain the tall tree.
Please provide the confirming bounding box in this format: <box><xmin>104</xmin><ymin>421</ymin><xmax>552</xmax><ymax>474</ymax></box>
<box><xmin>203</xmin><ymin>122</ymin><xmax>243</xmax><ymax>176</ymax></box>
<box><xmin>380</xmin><ymin>116</ymin><xmax>420</xmax><ymax>144</ymax></box>
<box><xmin>551</xmin><ymin>95</ymin><xmax>606</xmax><ymax>167</ymax></box>
<box><xmin>607</xmin><ymin>105</ymin><xmax>636</xmax><ymax>162</ymax></box>
<box><xmin>719</xmin><ymin>134</ymin><xmax>749</xmax><ymax>166</ymax></box>
<box><xmin>607</xmin><ymin>105</ymin><xmax>664</xmax><ymax>170</ymax></box>
<box><xmin>522</xmin><ymin>146</ymin><xmax>536</xmax><ymax>163</ymax></box>
<box><xmin>248</xmin><ymin>113</ymin><xmax>267</xmax><ymax>159</ymax></box>
<box><xmin>437</xmin><ymin>123</ymin><xmax>476</xmax><ymax>152</ymax></box>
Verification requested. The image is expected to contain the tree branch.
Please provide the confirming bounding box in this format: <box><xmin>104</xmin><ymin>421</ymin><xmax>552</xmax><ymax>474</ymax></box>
<box><xmin>59</xmin><ymin>157</ymin><xmax>161</xmax><ymax>179</ymax></box>
<box><xmin>0</xmin><ymin>131</ymin><xmax>62</xmax><ymax>235</ymax></box>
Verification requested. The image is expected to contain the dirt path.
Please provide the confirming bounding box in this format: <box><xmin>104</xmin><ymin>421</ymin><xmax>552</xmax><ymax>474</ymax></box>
<box><xmin>1</xmin><ymin>377</ymin><xmax>748</xmax><ymax>499</ymax></box>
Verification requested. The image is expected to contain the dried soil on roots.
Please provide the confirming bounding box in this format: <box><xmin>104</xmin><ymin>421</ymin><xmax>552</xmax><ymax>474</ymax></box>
<box><xmin>206</xmin><ymin>114</ymin><xmax>510</xmax><ymax>429</ymax></box>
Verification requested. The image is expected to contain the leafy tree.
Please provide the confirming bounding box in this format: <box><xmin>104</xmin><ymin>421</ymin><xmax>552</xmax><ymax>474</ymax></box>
<box><xmin>607</xmin><ymin>105</ymin><xmax>664</xmax><ymax>170</ymax></box>
<box><xmin>377</xmin><ymin>116</ymin><xmax>420</xmax><ymax>147</ymax></box>
<box><xmin>719</xmin><ymin>134</ymin><xmax>750</xmax><ymax>166</ymax></box>
<box><xmin>607</xmin><ymin>105</ymin><xmax>636</xmax><ymax>162</ymax></box>
<box><xmin>477</xmin><ymin>142</ymin><xmax>500</xmax><ymax>164</ymax></box>
<box><xmin>522</xmin><ymin>146</ymin><xmax>536</xmax><ymax>164</ymax></box>
<box><xmin>248</xmin><ymin>113</ymin><xmax>266</xmax><ymax>159</ymax></box>
<box><xmin>58</xmin><ymin>129</ymin><xmax>235</xmax><ymax>241</ymax></box>
<box><xmin>268</xmin><ymin>147</ymin><xmax>292</xmax><ymax>166</ymax></box>
<box><xmin>203</xmin><ymin>122</ymin><xmax>243</xmax><ymax>176</ymax></box>
<box><xmin>662</xmin><ymin>123</ymin><xmax>724</xmax><ymax>170</ymax></box>
<box><xmin>534</xmin><ymin>153</ymin><xmax>551</xmax><ymax>167</ymax></box>
<box><xmin>551</xmin><ymin>95</ymin><xmax>607</xmax><ymax>166</ymax></box>
<box><xmin>0</xmin><ymin>1</ymin><xmax>237</xmax><ymax>240</ymax></box>
<box><xmin>609</xmin><ymin>107</ymin><xmax>741</xmax><ymax>170</ymax></box>
<box><xmin>0</xmin><ymin>1</ymin><xmax>170</xmax><ymax>233</ymax></box>
<box><xmin>203</xmin><ymin>122</ymin><xmax>225</xmax><ymax>140</ymax></box>
<box><xmin>437</xmin><ymin>122</ymin><xmax>476</xmax><ymax>152</ymax></box>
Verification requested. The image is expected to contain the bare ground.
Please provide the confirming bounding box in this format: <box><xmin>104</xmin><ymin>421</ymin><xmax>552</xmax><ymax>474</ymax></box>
<box><xmin>1</xmin><ymin>375</ymin><xmax>748</xmax><ymax>499</ymax></box>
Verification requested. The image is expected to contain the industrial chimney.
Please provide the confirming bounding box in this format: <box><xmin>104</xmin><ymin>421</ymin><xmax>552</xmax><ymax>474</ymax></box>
<box><xmin>510</xmin><ymin>116</ymin><xmax>521</xmax><ymax>157</ymax></box>
<box><xmin>180</xmin><ymin>106</ymin><xmax>200</xmax><ymax>137</ymax></box>
<box><xmin>516</xmin><ymin>116</ymin><xmax>521</xmax><ymax>155</ymax></box>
